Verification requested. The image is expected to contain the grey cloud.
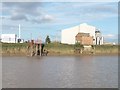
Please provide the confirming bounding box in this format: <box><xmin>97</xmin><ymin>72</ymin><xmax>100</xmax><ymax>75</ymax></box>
<box><xmin>1</xmin><ymin>0</ymin><xmax>119</xmax><ymax>2</ymax></box>
<box><xmin>3</xmin><ymin>2</ymin><xmax>42</xmax><ymax>16</ymax></box>
<box><xmin>41</xmin><ymin>15</ymin><xmax>54</xmax><ymax>22</ymax></box>
<box><xmin>82</xmin><ymin>6</ymin><xmax>117</xmax><ymax>15</ymax></box>
<box><xmin>31</xmin><ymin>15</ymin><xmax>54</xmax><ymax>23</ymax></box>
<box><xmin>63</xmin><ymin>3</ymin><xmax>117</xmax><ymax>16</ymax></box>
<box><xmin>2</xmin><ymin>2</ymin><xmax>41</xmax><ymax>9</ymax></box>
<box><xmin>2</xmin><ymin>2</ymin><xmax>55</xmax><ymax>23</ymax></box>
<box><xmin>1</xmin><ymin>16</ymin><xmax>5</xmax><ymax>19</ymax></box>
<box><xmin>10</xmin><ymin>14</ymin><xmax>28</xmax><ymax>21</ymax></box>
<box><xmin>1</xmin><ymin>16</ymin><xmax>10</xmax><ymax>20</ymax></box>
<box><xmin>2</xmin><ymin>2</ymin><xmax>48</xmax><ymax>23</ymax></box>
<box><xmin>93</xmin><ymin>5</ymin><xmax>118</xmax><ymax>14</ymax></box>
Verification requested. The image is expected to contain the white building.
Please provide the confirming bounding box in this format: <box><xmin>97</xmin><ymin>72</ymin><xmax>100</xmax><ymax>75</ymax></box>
<box><xmin>61</xmin><ymin>23</ymin><xmax>96</xmax><ymax>44</ymax></box>
<box><xmin>1</xmin><ymin>34</ymin><xmax>17</xmax><ymax>43</ymax></box>
<box><xmin>95</xmin><ymin>30</ymin><xmax>104</xmax><ymax>45</ymax></box>
<box><xmin>61</xmin><ymin>25</ymin><xmax>79</xmax><ymax>44</ymax></box>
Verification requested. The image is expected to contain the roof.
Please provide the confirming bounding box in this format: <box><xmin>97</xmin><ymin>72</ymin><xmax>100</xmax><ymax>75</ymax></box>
<box><xmin>76</xmin><ymin>33</ymin><xmax>90</xmax><ymax>37</ymax></box>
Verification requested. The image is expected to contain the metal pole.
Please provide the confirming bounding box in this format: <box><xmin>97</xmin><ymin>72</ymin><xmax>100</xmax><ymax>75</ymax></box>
<box><xmin>30</xmin><ymin>33</ymin><xmax>32</xmax><ymax>40</ymax></box>
<box><xmin>19</xmin><ymin>24</ymin><xmax>20</xmax><ymax>39</ymax></box>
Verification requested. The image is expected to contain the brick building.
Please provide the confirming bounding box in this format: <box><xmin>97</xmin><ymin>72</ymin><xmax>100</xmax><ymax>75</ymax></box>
<box><xmin>75</xmin><ymin>33</ymin><xmax>93</xmax><ymax>45</ymax></box>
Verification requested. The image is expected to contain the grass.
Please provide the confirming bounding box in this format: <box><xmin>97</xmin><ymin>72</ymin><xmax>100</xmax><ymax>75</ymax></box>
<box><xmin>1</xmin><ymin>43</ymin><xmax>28</xmax><ymax>55</ymax></box>
<box><xmin>93</xmin><ymin>45</ymin><xmax>118</xmax><ymax>54</ymax></box>
<box><xmin>1</xmin><ymin>42</ymin><xmax>119</xmax><ymax>55</ymax></box>
<box><xmin>44</xmin><ymin>42</ymin><xmax>75</xmax><ymax>54</ymax></box>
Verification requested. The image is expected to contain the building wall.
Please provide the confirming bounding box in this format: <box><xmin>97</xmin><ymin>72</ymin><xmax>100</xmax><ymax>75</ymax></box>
<box><xmin>76</xmin><ymin>35</ymin><xmax>93</xmax><ymax>45</ymax></box>
<box><xmin>79</xmin><ymin>23</ymin><xmax>95</xmax><ymax>37</ymax></box>
<box><xmin>81</xmin><ymin>37</ymin><xmax>93</xmax><ymax>45</ymax></box>
<box><xmin>1</xmin><ymin>34</ymin><xmax>17</xmax><ymax>43</ymax></box>
<box><xmin>61</xmin><ymin>25</ymin><xmax>79</xmax><ymax>44</ymax></box>
<box><xmin>79</xmin><ymin>23</ymin><xmax>96</xmax><ymax>44</ymax></box>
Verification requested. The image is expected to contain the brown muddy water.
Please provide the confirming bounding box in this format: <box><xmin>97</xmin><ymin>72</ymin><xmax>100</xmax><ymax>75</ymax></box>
<box><xmin>2</xmin><ymin>55</ymin><xmax>118</xmax><ymax>88</ymax></box>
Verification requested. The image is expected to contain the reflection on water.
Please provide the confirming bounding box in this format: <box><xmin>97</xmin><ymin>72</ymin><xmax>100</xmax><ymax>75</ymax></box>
<box><xmin>2</xmin><ymin>55</ymin><xmax>118</xmax><ymax>88</ymax></box>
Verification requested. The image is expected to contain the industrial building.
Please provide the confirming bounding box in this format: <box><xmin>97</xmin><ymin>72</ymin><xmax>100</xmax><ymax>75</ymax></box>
<box><xmin>0</xmin><ymin>34</ymin><xmax>24</xmax><ymax>43</ymax></box>
<box><xmin>1</xmin><ymin>34</ymin><xmax>17</xmax><ymax>43</ymax></box>
<box><xmin>61</xmin><ymin>23</ymin><xmax>104</xmax><ymax>45</ymax></box>
<box><xmin>1</xmin><ymin>24</ymin><xmax>24</xmax><ymax>43</ymax></box>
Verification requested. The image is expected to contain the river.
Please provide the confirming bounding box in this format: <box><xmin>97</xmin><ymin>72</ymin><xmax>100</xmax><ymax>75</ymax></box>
<box><xmin>2</xmin><ymin>55</ymin><xmax>118</xmax><ymax>88</ymax></box>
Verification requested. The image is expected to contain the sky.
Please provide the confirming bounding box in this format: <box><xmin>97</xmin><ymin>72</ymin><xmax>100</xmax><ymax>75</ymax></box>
<box><xmin>1</xmin><ymin>2</ymin><xmax>118</xmax><ymax>43</ymax></box>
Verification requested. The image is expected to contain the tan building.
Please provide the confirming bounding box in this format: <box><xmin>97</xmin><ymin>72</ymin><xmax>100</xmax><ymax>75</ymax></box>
<box><xmin>75</xmin><ymin>33</ymin><xmax>93</xmax><ymax>45</ymax></box>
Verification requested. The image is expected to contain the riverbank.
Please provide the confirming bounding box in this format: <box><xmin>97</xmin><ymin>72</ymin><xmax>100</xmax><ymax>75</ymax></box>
<box><xmin>1</xmin><ymin>42</ymin><xmax>119</xmax><ymax>56</ymax></box>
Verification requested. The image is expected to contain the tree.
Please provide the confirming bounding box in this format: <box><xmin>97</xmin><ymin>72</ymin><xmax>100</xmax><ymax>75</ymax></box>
<box><xmin>74</xmin><ymin>42</ymin><xmax>83</xmax><ymax>49</ymax></box>
<box><xmin>45</xmin><ymin>35</ymin><xmax>51</xmax><ymax>44</ymax></box>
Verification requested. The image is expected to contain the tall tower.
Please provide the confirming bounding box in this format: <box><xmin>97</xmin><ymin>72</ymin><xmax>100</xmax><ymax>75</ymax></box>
<box><xmin>19</xmin><ymin>24</ymin><xmax>21</xmax><ymax>39</ymax></box>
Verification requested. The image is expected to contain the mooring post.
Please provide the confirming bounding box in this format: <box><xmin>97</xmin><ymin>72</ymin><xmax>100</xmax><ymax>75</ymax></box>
<box><xmin>40</xmin><ymin>44</ymin><xmax>41</xmax><ymax>56</ymax></box>
<box><xmin>30</xmin><ymin>40</ymin><xmax>35</xmax><ymax>56</ymax></box>
<box><xmin>35</xmin><ymin>44</ymin><xmax>37</xmax><ymax>56</ymax></box>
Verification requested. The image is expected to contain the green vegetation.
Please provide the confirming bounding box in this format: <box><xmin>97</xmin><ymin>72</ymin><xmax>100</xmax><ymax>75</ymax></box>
<box><xmin>1</xmin><ymin>42</ymin><xmax>119</xmax><ymax>56</ymax></box>
<box><xmin>93</xmin><ymin>45</ymin><xmax>118</xmax><ymax>54</ymax></box>
<box><xmin>1</xmin><ymin>43</ymin><xmax>28</xmax><ymax>56</ymax></box>
<box><xmin>74</xmin><ymin>42</ymin><xmax>83</xmax><ymax>49</ymax></box>
<box><xmin>45</xmin><ymin>35</ymin><xmax>51</xmax><ymax>44</ymax></box>
<box><xmin>2</xmin><ymin>43</ymin><xmax>28</xmax><ymax>48</ymax></box>
<box><xmin>44</xmin><ymin>42</ymin><xmax>75</xmax><ymax>55</ymax></box>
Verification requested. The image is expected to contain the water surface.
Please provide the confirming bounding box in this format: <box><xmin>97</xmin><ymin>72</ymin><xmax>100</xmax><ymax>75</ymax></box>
<box><xmin>2</xmin><ymin>55</ymin><xmax>118</xmax><ymax>88</ymax></box>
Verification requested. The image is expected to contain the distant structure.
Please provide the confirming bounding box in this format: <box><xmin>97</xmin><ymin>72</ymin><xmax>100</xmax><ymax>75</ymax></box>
<box><xmin>1</xmin><ymin>24</ymin><xmax>24</xmax><ymax>43</ymax></box>
<box><xmin>19</xmin><ymin>24</ymin><xmax>21</xmax><ymax>39</ymax></box>
<box><xmin>17</xmin><ymin>24</ymin><xmax>24</xmax><ymax>43</ymax></box>
<box><xmin>95</xmin><ymin>30</ymin><xmax>104</xmax><ymax>45</ymax></box>
<box><xmin>61</xmin><ymin>23</ymin><xmax>104</xmax><ymax>45</ymax></box>
<box><xmin>1</xmin><ymin>34</ymin><xmax>17</xmax><ymax>43</ymax></box>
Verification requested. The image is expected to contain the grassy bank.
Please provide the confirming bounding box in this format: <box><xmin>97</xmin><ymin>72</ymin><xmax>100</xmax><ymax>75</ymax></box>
<box><xmin>44</xmin><ymin>42</ymin><xmax>75</xmax><ymax>55</ymax></box>
<box><xmin>44</xmin><ymin>42</ymin><xmax>119</xmax><ymax>55</ymax></box>
<box><xmin>1</xmin><ymin>43</ymin><xmax>28</xmax><ymax>56</ymax></box>
<box><xmin>94</xmin><ymin>45</ymin><xmax>118</xmax><ymax>54</ymax></box>
<box><xmin>1</xmin><ymin>42</ymin><xmax>119</xmax><ymax>56</ymax></box>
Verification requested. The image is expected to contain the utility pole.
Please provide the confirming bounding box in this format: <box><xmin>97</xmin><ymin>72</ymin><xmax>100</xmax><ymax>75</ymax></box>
<box><xmin>56</xmin><ymin>30</ymin><xmax>61</xmax><ymax>42</ymax></box>
<box><xmin>30</xmin><ymin>33</ymin><xmax>32</xmax><ymax>40</ymax></box>
<box><xmin>19</xmin><ymin>24</ymin><xmax>21</xmax><ymax>39</ymax></box>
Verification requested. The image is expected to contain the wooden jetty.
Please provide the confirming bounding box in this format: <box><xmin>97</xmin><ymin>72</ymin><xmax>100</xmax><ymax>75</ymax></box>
<box><xmin>27</xmin><ymin>40</ymin><xmax>48</xmax><ymax>56</ymax></box>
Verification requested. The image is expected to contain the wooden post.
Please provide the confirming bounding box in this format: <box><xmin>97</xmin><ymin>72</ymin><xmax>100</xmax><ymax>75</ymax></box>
<box><xmin>39</xmin><ymin>38</ymin><xmax>42</xmax><ymax>56</ymax></box>
<box><xmin>30</xmin><ymin>40</ymin><xmax>34</xmax><ymax>56</ymax></box>
<box><xmin>40</xmin><ymin>44</ymin><xmax>41</xmax><ymax>56</ymax></box>
<box><xmin>35</xmin><ymin>44</ymin><xmax>37</xmax><ymax>56</ymax></box>
<box><xmin>30</xmin><ymin>46</ymin><xmax>33</xmax><ymax>56</ymax></box>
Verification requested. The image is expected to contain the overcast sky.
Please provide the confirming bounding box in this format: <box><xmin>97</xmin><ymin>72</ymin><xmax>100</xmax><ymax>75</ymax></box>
<box><xmin>1</xmin><ymin>2</ymin><xmax>118</xmax><ymax>43</ymax></box>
